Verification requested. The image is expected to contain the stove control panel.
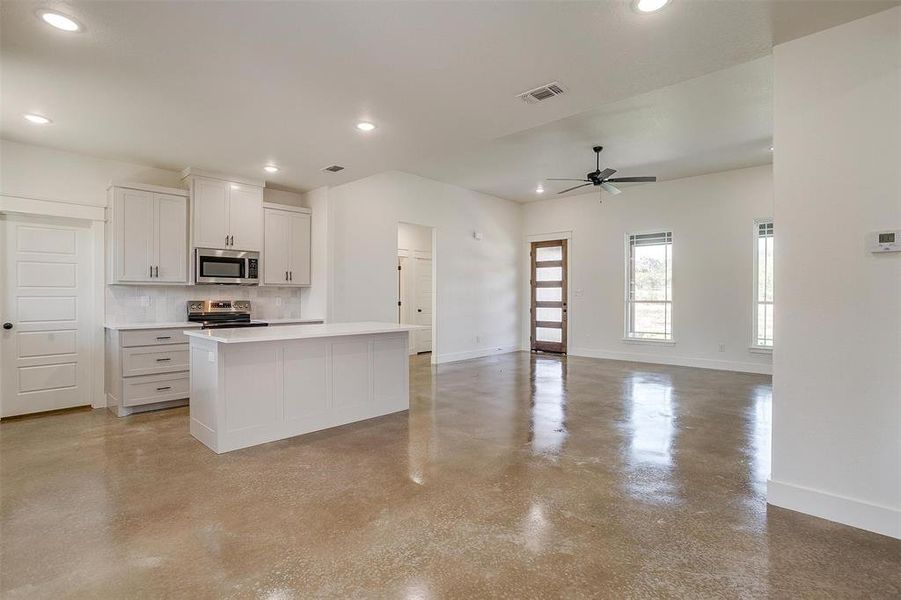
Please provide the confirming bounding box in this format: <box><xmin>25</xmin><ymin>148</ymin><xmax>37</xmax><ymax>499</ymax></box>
<box><xmin>187</xmin><ymin>300</ymin><xmax>252</xmax><ymax>315</ymax></box>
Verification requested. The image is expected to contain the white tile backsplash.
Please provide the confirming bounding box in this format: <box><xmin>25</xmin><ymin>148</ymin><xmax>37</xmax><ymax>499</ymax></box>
<box><xmin>105</xmin><ymin>285</ymin><xmax>304</xmax><ymax>324</ymax></box>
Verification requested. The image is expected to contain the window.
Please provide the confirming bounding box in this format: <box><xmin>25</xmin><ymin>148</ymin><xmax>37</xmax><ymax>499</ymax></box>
<box><xmin>626</xmin><ymin>231</ymin><xmax>673</xmax><ymax>341</ymax></box>
<box><xmin>753</xmin><ymin>220</ymin><xmax>774</xmax><ymax>348</ymax></box>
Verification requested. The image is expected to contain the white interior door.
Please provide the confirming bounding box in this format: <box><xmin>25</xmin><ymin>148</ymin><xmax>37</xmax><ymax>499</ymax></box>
<box><xmin>1</xmin><ymin>214</ymin><xmax>93</xmax><ymax>417</ymax></box>
<box><xmin>413</xmin><ymin>256</ymin><xmax>433</xmax><ymax>353</ymax></box>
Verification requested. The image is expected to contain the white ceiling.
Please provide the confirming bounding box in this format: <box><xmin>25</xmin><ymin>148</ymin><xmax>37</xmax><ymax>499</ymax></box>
<box><xmin>1</xmin><ymin>1</ymin><xmax>896</xmax><ymax>196</ymax></box>
<box><xmin>411</xmin><ymin>56</ymin><xmax>774</xmax><ymax>202</ymax></box>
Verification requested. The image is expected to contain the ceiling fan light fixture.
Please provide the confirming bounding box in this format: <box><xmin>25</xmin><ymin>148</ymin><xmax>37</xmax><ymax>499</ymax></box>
<box><xmin>633</xmin><ymin>0</ymin><xmax>670</xmax><ymax>13</ymax></box>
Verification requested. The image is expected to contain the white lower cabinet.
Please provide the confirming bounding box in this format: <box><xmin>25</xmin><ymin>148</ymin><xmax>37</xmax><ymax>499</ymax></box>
<box><xmin>105</xmin><ymin>325</ymin><xmax>199</xmax><ymax>416</ymax></box>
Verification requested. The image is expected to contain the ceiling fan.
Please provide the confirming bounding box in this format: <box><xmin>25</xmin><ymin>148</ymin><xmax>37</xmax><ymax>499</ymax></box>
<box><xmin>547</xmin><ymin>145</ymin><xmax>657</xmax><ymax>199</ymax></box>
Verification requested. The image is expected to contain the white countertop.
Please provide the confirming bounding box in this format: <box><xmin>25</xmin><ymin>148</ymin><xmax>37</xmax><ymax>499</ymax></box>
<box><xmin>105</xmin><ymin>321</ymin><xmax>202</xmax><ymax>331</ymax></box>
<box><xmin>105</xmin><ymin>318</ymin><xmax>323</xmax><ymax>331</ymax></box>
<box><xmin>184</xmin><ymin>321</ymin><xmax>422</xmax><ymax>344</ymax></box>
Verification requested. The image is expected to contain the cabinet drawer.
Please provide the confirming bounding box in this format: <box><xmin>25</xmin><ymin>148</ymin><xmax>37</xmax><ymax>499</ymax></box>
<box><xmin>122</xmin><ymin>345</ymin><xmax>189</xmax><ymax>377</ymax></box>
<box><xmin>120</xmin><ymin>328</ymin><xmax>195</xmax><ymax>347</ymax></box>
<box><xmin>123</xmin><ymin>372</ymin><xmax>189</xmax><ymax>407</ymax></box>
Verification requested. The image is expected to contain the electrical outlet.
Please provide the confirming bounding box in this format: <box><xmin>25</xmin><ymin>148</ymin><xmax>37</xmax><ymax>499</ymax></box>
<box><xmin>275</xmin><ymin>297</ymin><xmax>283</xmax><ymax>307</ymax></box>
<box><xmin>718</xmin><ymin>343</ymin><xmax>726</xmax><ymax>353</ymax></box>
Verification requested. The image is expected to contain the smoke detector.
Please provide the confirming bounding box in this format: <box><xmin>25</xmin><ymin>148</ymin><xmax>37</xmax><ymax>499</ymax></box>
<box><xmin>321</xmin><ymin>165</ymin><xmax>345</xmax><ymax>173</ymax></box>
<box><xmin>517</xmin><ymin>81</ymin><xmax>566</xmax><ymax>104</ymax></box>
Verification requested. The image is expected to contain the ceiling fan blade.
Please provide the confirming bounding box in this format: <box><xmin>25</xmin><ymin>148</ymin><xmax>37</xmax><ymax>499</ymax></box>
<box><xmin>606</xmin><ymin>176</ymin><xmax>657</xmax><ymax>183</ymax></box>
<box><xmin>558</xmin><ymin>183</ymin><xmax>593</xmax><ymax>194</ymax></box>
<box><xmin>598</xmin><ymin>168</ymin><xmax>617</xmax><ymax>180</ymax></box>
<box><xmin>600</xmin><ymin>182</ymin><xmax>622</xmax><ymax>195</ymax></box>
<box><xmin>546</xmin><ymin>178</ymin><xmax>590</xmax><ymax>182</ymax></box>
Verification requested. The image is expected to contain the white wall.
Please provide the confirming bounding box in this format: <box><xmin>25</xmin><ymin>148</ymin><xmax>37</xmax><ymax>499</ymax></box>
<box><xmin>769</xmin><ymin>8</ymin><xmax>901</xmax><ymax>539</ymax></box>
<box><xmin>1</xmin><ymin>139</ymin><xmax>182</xmax><ymax>206</ymax></box>
<box><xmin>397</xmin><ymin>221</ymin><xmax>433</xmax><ymax>253</ymax></box>
<box><xmin>522</xmin><ymin>165</ymin><xmax>773</xmax><ymax>374</ymax></box>
<box><xmin>327</xmin><ymin>170</ymin><xmax>522</xmax><ymax>362</ymax></box>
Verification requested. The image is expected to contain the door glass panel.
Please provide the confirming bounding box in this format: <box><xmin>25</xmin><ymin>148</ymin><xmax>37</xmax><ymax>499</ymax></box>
<box><xmin>536</xmin><ymin>307</ymin><xmax>562</xmax><ymax>322</ymax></box>
<box><xmin>535</xmin><ymin>327</ymin><xmax>562</xmax><ymax>343</ymax></box>
<box><xmin>536</xmin><ymin>287</ymin><xmax>562</xmax><ymax>302</ymax></box>
<box><xmin>535</xmin><ymin>246</ymin><xmax>563</xmax><ymax>262</ymax></box>
<box><xmin>536</xmin><ymin>267</ymin><xmax>562</xmax><ymax>281</ymax></box>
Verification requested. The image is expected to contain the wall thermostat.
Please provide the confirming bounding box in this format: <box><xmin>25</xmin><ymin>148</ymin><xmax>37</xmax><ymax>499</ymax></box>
<box><xmin>869</xmin><ymin>230</ymin><xmax>901</xmax><ymax>253</ymax></box>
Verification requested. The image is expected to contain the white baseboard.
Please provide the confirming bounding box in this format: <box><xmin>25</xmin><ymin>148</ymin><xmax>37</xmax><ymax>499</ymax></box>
<box><xmin>768</xmin><ymin>479</ymin><xmax>901</xmax><ymax>539</ymax></box>
<box><xmin>567</xmin><ymin>346</ymin><xmax>772</xmax><ymax>375</ymax></box>
<box><xmin>435</xmin><ymin>345</ymin><xmax>520</xmax><ymax>364</ymax></box>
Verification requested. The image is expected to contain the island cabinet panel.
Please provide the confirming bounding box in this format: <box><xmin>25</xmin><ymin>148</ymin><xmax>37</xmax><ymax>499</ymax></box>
<box><xmin>283</xmin><ymin>342</ymin><xmax>330</xmax><ymax>420</ymax></box>
<box><xmin>187</xmin><ymin>329</ymin><xmax>412</xmax><ymax>454</ymax></box>
<box><xmin>331</xmin><ymin>340</ymin><xmax>371</xmax><ymax>409</ymax></box>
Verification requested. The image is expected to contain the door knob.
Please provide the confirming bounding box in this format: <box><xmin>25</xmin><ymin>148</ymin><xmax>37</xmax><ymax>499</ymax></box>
<box><xmin>2</xmin><ymin>323</ymin><xmax>12</xmax><ymax>330</ymax></box>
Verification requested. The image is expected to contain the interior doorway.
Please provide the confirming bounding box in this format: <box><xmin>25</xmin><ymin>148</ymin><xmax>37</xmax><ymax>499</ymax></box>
<box><xmin>530</xmin><ymin>239</ymin><xmax>568</xmax><ymax>354</ymax></box>
<box><xmin>397</xmin><ymin>223</ymin><xmax>434</xmax><ymax>355</ymax></box>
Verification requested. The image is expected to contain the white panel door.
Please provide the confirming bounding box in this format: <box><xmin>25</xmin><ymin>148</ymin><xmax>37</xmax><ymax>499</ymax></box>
<box><xmin>263</xmin><ymin>208</ymin><xmax>290</xmax><ymax>285</ymax></box>
<box><xmin>192</xmin><ymin>177</ymin><xmax>230</xmax><ymax>249</ymax></box>
<box><xmin>413</xmin><ymin>257</ymin><xmax>433</xmax><ymax>353</ymax></box>
<box><xmin>288</xmin><ymin>212</ymin><xmax>311</xmax><ymax>286</ymax></box>
<box><xmin>227</xmin><ymin>183</ymin><xmax>263</xmax><ymax>251</ymax></box>
<box><xmin>1</xmin><ymin>215</ymin><xmax>93</xmax><ymax>417</ymax></box>
<box><xmin>115</xmin><ymin>187</ymin><xmax>154</xmax><ymax>282</ymax></box>
<box><xmin>154</xmin><ymin>193</ymin><xmax>187</xmax><ymax>282</ymax></box>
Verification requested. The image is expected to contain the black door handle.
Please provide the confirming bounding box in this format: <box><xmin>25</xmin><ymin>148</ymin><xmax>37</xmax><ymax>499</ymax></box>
<box><xmin>417</xmin><ymin>309</ymin><xmax>422</xmax><ymax>313</ymax></box>
<box><xmin>2</xmin><ymin>322</ymin><xmax>12</xmax><ymax>330</ymax></box>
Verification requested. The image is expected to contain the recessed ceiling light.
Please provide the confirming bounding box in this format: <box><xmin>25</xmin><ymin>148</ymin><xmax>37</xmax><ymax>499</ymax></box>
<box><xmin>633</xmin><ymin>0</ymin><xmax>670</xmax><ymax>13</ymax></box>
<box><xmin>24</xmin><ymin>113</ymin><xmax>52</xmax><ymax>125</ymax></box>
<box><xmin>264</xmin><ymin>165</ymin><xmax>279</xmax><ymax>173</ymax></box>
<box><xmin>356</xmin><ymin>121</ymin><xmax>376</xmax><ymax>132</ymax></box>
<box><xmin>37</xmin><ymin>10</ymin><xmax>82</xmax><ymax>32</ymax></box>
<box><xmin>536</xmin><ymin>186</ymin><xmax>545</xmax><ymax>194</ymax></box>
<box><xmin>769</xmin><ymin>146</ymin><xmax>774</xmax><ymax>152</ymax></box>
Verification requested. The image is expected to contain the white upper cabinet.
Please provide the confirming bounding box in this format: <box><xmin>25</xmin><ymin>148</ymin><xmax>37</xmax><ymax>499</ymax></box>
<box><xmin>262</xmin><ymin>204</ymin><xmax>311</xmax><ymax>286</ymax></box>
<box><xmin>191</xmin><ymin>177</ymin><xmax>230</xmax><ymax>249</ymax></box>
<box><xmin>187</xmin><ymin>173</ymin><xmax>263</xmax><ymax>251</ymax></box>
<box><xmin>108</xmin><ymin>184</ymin><xmax>189</xmax><ymax>285</ymax></box>
<box><xmin>155</xmin><ymin>193</ymin><xmax>188</xmax><ymax>282</ymax></box>
<box><xmin>228</xmin><ymin>183</ymin><xmax>264</xmax><ymax>251</ymax></box>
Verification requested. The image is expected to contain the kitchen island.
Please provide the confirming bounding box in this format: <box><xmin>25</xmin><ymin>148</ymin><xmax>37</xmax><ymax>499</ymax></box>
<box><xmin>184</xmin><ymin>322</ymin><xmax>420</xmax><ymax>453</ymax></box>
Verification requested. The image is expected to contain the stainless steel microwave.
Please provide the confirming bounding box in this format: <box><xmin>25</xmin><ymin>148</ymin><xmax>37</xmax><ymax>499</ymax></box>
<box><xmin>195</xmin><ymin>248</ymin><xmax>260</xmax><ymax>285</ymax></box>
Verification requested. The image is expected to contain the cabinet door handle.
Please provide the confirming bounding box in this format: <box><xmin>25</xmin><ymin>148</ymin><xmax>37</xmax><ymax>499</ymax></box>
<box><xmin>289</xmin><ymin>271</ymin><xmax>293</xmax><ymax>281</ymax></box>
<box><xmin>155</xmin><ymin>336</ymin><xmax>171</xmax><ymax>340</ymax></box>
<box><xmin>225</xmin><ymin>235</ymin><xmax>230</xmax><ymax>246</ymax></box>
<box><xmin>229</xmin><ymin>235</ymin><xmax>234</xmax><ymax>246</ymax></box>
<box><xmin>156</xmin><ymin>386</ymin><xmax>171</xmax><ymax>391</ymax></box>
<box><xmin>285</xmin><ymin>270</ymin><xmax>288</xmax><ymax>281</ymax></box>
<box><xmin>156</xmin><ymin>357</ymin><xmax>171</xmax><ymax>362</ymax></box>
<box><xmin>154</xmin><ymin>266</ymin><xmax>159</xmax><ymax>278</ymax></box>
<box><xmin>150</xmin><ymin>265</ymin><xmax>153</xmax><ymax>278</ymax></box>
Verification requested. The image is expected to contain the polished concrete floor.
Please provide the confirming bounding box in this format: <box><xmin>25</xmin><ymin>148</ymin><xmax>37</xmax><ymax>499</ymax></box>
<box><xmin>1</xmin><ymin>352</ymin><xmax>899</xmax><ymax>599</ymax></box>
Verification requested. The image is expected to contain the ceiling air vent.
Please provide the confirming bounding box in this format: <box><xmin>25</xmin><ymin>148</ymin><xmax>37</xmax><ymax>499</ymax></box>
<box><xmin>517</xmin><ymin>81</ymin><xmax>566</xmax><ymax>104</ymax></box>
<box><xmin>321</xmin><ymin>164</ymin><xmax>345</xmax><ymax>173</ymax></box>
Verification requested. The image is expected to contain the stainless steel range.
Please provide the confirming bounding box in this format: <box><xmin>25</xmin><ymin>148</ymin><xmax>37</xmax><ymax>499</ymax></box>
<box><xmin>187</xmin><ymin>300</ymin><xmax>269</xmax><ymax>329</ymax></box>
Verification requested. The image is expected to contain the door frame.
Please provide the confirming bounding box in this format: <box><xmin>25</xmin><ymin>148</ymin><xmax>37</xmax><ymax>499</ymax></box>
<box><xmin>0</xmin><ymin>194</ymin><xmax>105</xmax><ymax>410</ymax></box>
<box><xmin>397</xmin><ymin>222</ymin><xmax>437</xmax><ymax>364</ymax></box>
<box><xmin>523</xmin><ymin>231</ymin><xmax>572</xmax><ymax>354</ymax></box>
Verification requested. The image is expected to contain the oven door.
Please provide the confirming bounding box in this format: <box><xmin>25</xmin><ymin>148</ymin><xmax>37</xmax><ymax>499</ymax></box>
<box><xmin>195</xmin><ymin>249</ymin><xmax>259</xmax><ymax>285</ymax></box>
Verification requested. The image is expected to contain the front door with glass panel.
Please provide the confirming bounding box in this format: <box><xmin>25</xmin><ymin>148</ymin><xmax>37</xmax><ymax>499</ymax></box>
<box><xmin>530</xmin><ymin>240</ymin><xmax>567</xmax><ymax>353</ymax></box>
